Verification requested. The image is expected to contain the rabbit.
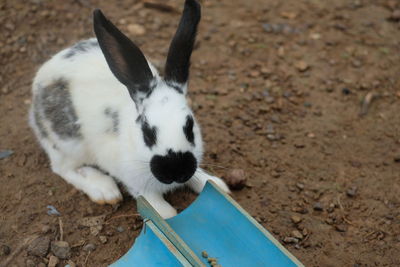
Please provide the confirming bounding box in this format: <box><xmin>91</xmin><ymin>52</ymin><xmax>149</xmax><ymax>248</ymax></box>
<box><xmin>29</xmin><ymin>0</ymin><xmax>230</xmax><ymax>219</ymax></box>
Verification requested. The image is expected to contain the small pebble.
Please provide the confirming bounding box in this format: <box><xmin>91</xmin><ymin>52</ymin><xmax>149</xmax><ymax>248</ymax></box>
<box><xmin>283</xmin><ymin>237</ymin><xmax>299</xmax><ymax>244</ymax></box>
<box><xmin>291</xmin><ymin>230</ymin><xmax>303</xmax><ymax>239</ymax></box>
<box><xmin>0</xmin><ymin>244</ymin><xmax>11</xmax><ymax>256</ymax></box>
<box><xmin>346</xmin><ymin>187</ymin><xmax>357</xmax><ymax>197</ymax></box>
<box><xmin>41</xmin><ymin>225</ymin><xmax>51</xmax><ymax>234</ymax></box>
<box><xmin>127</xmin><ymin>24</ymin><xmax>146</xmax><ymax>36</ymax></box>
<box><xmin>294</xmin><ymin>143</ymin><xmax>305</xmax><ymax>149</ymax></box>
<box><xmin>389</xmin><ymin>9</ymin><xmax>400</xmax><ymax>21</ymax></box>
<box><xmin>342</xmin><ymin>88</ymin><xmax>351</xmax><ymax>95</ymax></box>
<box><xmin>48</xmin><ymin>255</ymin><xmax>59</xmax><ymax>267</ymax></box>
<box><xmin>207</xmin><ymin>257</ymin><xmax>217</xmax><ymax>263</ymax></box>
<box><xmin>393</xmin><ymin>155</ymin><xmax>400</xmax><ymax>163</ymax></box>
<box><xmin>224</xmin><ymin>169</ymin><xmax>246</xmax><ymax>190</ymax></box>
<box><xmin>351</xmin><ymin>60</ymin><xmax>362</xmax><ymax>68</ymax></box>
<box><xmin>294</xmin><ymin>61</ymin><xmax>309</xmax><ymax>72</ymax></box>
<box><xmin>296</xmin><ymin>183</ymin><xmax>304</xmax><ymax>190</ymax></box>
<box><xmin>335</xmin><ymin>224</ymin><xmax>347</xmax><ymax>232</ymax></box>
<box><xmin>83</xmin><ymin>243</ymin><xmax>96</xmax><ymax>252</ymax></box>
<box><xmin>99</xmin><ymin>235</ymin><xmax>108</xmax><ymax>244</ymax></box>
<box><xmin>313</xmin><ymin>202</ymin><xmax>323</xmax><ymax>211</ymax></box>
<box><xmin>27</xmin><ymin>236</ymin><xmax>50</xmax><ymax>257</ymax></box>
<box><xmin>116</xmin><ymin>226</ymin><xmax>125</xmax><ymax>233</ymax></box>
<box><xmin>291</xmin><ymin>215</ymin><xmax>302</xmax><ymax>224</ymax></box>
<box><xmin>201</xmin><ymin>251</ymin><xmax>208</xmax><ymax>258</ymax></box>
<box><xmin>51</xmin><ymin>240</ymin><xmax>70</xmax><ymax>259</ymax></box>
<box><xmin>270</xmin><ymin>115</ymin><xmax>281</xmax><ymax>123</ymax></box>
<box><xmin>307</xmin><ymin>132</ymin><xmax>315</xmax><ymax>138</ymax></box>
<box><xmin>0</xmin><ymin>150</ymin><xmax>13</xmax><ymax>159</ymax></box>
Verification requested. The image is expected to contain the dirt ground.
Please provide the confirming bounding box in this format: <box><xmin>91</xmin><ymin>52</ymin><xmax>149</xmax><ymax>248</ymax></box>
<box><xmin>1</xmin><ymin>0</ymin><xmax>400</xmax><ymax>266</ymax></box>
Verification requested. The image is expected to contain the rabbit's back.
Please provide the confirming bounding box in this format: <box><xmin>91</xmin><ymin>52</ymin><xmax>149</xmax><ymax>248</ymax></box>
<box><xmin>30</xmin><ymin>38</ymin><xmax>138</xmax><ymax>164</ymax></box>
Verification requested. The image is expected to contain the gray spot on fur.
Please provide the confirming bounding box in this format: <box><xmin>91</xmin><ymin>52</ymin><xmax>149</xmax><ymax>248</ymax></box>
<box><xmin>104</xmin><ymin>107</ymin><xmax>119</xmax><ymax>133</ymax></box>
<box><xmin>32</xmin><ymin>93</ymin><xmax>48</xmax><ymax>138</ymax></box>
<box><xmin>40</xmin><ymin>78</ymin><xmax>82</xmax><ymax>139</ymax></box>
<box><xmin>64</xmin><ymin>39</ymin><xmax>99</xmax><ymax>59</ymax></box>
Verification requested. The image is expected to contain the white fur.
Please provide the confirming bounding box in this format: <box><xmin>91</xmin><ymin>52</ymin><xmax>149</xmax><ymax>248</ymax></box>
<box><xmin>29</xmin><ymin>39</ymin><xmax>229</xmax><ymax>218</ymax></box>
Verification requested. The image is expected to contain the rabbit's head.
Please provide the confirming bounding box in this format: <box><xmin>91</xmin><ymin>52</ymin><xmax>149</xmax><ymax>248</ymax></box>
<box><xmin>93</xmin><ymin>0</ymin><xmax>203</xmax><ymax>184</ymax></box>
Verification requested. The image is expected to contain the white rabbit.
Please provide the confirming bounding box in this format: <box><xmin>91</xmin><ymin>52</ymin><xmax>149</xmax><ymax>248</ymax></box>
<box><xmin>29</xmin><ymin>0</ymin><xmax>229</xmax><ymax>219</ymax></box>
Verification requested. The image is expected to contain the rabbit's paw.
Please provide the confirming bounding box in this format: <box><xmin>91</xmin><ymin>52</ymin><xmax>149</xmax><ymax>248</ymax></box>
<box><xmin>77</xmin><ymin>167</ymin><xmax>123</xmax><ymax>205</ymax></box>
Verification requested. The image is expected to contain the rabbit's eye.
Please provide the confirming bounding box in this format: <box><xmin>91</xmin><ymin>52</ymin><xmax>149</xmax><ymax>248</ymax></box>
<box><xmin>142</xmin><ymin>120</ymin><xmax>157</xmax><ymax>148</ymax></box>
<box><xmin>183</xmin><ymin>115</ymin><xmax>195</xmax><ymax>145</ymax></box>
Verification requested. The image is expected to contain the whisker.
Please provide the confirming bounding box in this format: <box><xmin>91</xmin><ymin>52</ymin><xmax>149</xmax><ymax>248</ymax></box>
<box><xmin>200</xmin><ymin>163</ymin><xmax>230</xmax><ymax>170</ymax></box>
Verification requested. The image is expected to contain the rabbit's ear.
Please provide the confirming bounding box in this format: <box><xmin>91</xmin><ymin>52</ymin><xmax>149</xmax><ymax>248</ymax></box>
<box><xmin>93</xmin><ymin>9</ymin><xmax>153</xmax><ymax>99</ymax></box>
<box><xmin>164</xmin><ymin>0</ymin><xmax>201</xmax><ymax>86</ymax></box>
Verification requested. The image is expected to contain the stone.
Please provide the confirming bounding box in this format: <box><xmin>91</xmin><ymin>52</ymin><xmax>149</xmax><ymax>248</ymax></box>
<box><xmin>127</xmin><ymin>24</ymin><xmax>146</xmax><ymax>36</ymax></box>
<box><xmin>83</xmin><ymin>243</ymin><xmax>96</xmax><ymax>252</ymax></box>
<box><xmin>389</xmin><ymin>10</ymin><xmax>400</xmax><ymax>21</ymax></box>
<box><xmin>291</xmin><ymin>230</ymin><xmax>303</xmax><ymax>239</ymax></box>
<box><xmin>27</xmin><ymin>236</ymin><xmax>50</xmax><ymax>257</ymax></box>
<box><xmin>48</xmin><ymin>255</ymin><xmax>59</xmax><ymax>267</ymax></box>
<box><xmin>224</xmin><ymin>169</ymin><xmax>247</xmax><ymax>190</ymax></box>
<box><xmin>313</xmin><ymin>202</ymin><xmax>323</xmax><ymax>211</ymax></box>
<box><xmin>51</xmin><ymin>240</ymin><xmax>70</xmax><ymax>259</ymax></box>
<box><xmin>0</xmin><ymin>244</ymin><xmax>11</xmax><ymax>256</ymax></box>
<box><xmin>99</xmin><ymin>235</ymin><xmax>108</xmax><ymax>244</ymax></box>
<box><xmin>296</xmin><ymin>183</ymin><xmax>304</xmax><ymax>190</ymax></box>
<box><xmin>346</xmin><ymin>187</ymin><xmax>357</xmax><ymax>197</ymax></box>
<box><xmin>290</xmin><ymin>215</ymin><xmax>302</xmax><ymax>224</ymax></box>
<box><xmin>342</xmin><ymin>88</ymin><xmax>351</xmax><ymax>95</ymax></box>
<box><xmin>294</xmin><ymin>61</ymin><xmax>309</xmax><ymax>72</ymax></box>
<box><xmin>41</xmin><ymin>225</ymin><xmax>51</xmax><ymax>234</ymax></box>
<box><xmin>283</xmin><ymin>237</ymin><xmax>299</xmax><ymax>244</ymax></box>
<box><xmin>335</xmin><ymin>224</ymin><xmax>347</xmax><ymax>232</ymax></box>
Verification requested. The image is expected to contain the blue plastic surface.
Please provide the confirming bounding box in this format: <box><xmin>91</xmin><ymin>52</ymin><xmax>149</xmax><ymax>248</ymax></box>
<box><xmin>166</xmin><ymin>182</ymin><xmax>298</xmax><ymax>267</ymax></box>
<box><xmin>110</xmin><ymin>221</ymin><xmax>190</xmax><ymax>267</ymax></box>
<box><xmin>111</xmin><ymin>181</ymin><xmax>303</xmax><ymax>267</ymax></box>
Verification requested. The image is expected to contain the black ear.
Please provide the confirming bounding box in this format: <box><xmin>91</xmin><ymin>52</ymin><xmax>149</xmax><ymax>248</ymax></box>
<box><xmin>93</xmin><ymin>9</ymin><xmax>153</xmax><ymax>98</ymax></box>
<box><xmin>164</xmin><ymin>0</ymin><xmax>201</xmax><ymax>85</ymax></box>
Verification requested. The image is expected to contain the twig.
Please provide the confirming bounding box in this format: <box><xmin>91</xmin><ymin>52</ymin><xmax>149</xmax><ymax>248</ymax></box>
<box><xmin>363</xmin><ymin>230</ymin><xmax>376</xmax><ymax>240</ymax></box>
<box><xmin>342</xmin><ymin>216</ymin><xmax>354</xmax><ymax>225</ymax></box>
<box><xmin>84</xmin><ymin>251</ymin><xmax>91</xmax><ymax>267</ymax></box>
<box><xmin>359</xmin><ymin>92</ymin><xmax>379</xmax><ymax>116</ymax></box>
<box><xmin>71</xmin><ymin>240</ymin><xmax>85</xmax><ymax>248</ymax></box>
<box><xmin>337</xmin><ymin>195</ymin><xmax>344</xmax><ymax>211</ymax></box>
<box><xmin>59</xmin><ymin>218</ymin><xmax>64</xmax><ymax>241</ymax></box>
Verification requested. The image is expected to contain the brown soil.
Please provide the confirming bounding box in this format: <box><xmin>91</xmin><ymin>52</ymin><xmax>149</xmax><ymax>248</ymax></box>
<box><xmin>1</xmin><ymin>0</ymin><xmax>400</xmax><ymax>266</ymax></box>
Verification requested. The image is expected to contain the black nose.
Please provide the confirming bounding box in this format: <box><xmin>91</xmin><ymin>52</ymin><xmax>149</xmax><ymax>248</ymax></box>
<box><xmin>150</xmin><ymin>150</ymin><xmax>197</xmax><ymax>184</ymax></box>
